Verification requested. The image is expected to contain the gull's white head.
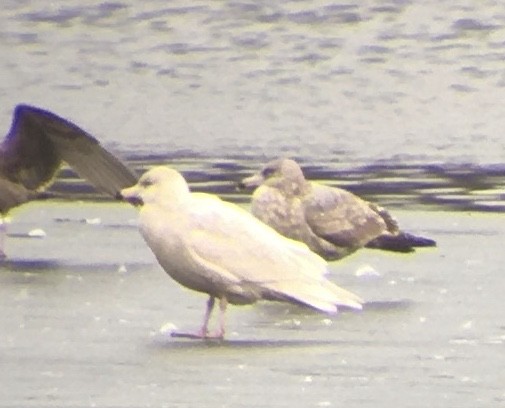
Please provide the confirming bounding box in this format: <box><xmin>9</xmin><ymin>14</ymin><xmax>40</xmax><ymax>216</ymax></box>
<box><xmin>120</xmin><ymin>166</ymin><xmax>189</xmax><ymax>207</ymax></box>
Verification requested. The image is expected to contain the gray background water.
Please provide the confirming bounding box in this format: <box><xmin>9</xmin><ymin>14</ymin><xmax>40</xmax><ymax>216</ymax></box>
<box><xmin>1</xmin><ymin>1</ymin><xmax>504</xmax><ymax>407</ymax></box>
<box><xmin>2</xmin><ymin>0</ymin><xmax>505</xmax><ymax>164</ymax></box>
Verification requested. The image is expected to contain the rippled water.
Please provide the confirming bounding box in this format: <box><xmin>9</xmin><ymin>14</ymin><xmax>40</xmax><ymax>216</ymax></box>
<box><xmin>1</xmin><ymin>2</ymin><xmax>504</xmax><ymax>408</ymax></box>
<box><xmin>51</xmin><ymin>155</ymin><xmax>505</xmax><ymax>213</ymax></box>
<box><xmin>2</xmin><ymin>0</ymin><xmax>505</xmax><ymax>210</ymax></box>
<box><xmin>2</xmin><ymin>0</ymin><xmax>505</xmax><ymax>165</ymax></box>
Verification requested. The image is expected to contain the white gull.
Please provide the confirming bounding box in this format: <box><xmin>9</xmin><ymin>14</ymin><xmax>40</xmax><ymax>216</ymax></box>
<box><xmin>121</xmin><ymin>166</ymin><xmax>363</xmax><ymax>339</ymax></box>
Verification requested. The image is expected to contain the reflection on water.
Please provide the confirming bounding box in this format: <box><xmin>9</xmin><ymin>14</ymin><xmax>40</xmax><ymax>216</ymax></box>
<box><xmin>49</xmin><ymin>154</ymin><xmax>505</xmax><ymax>212</ymax></box>
<box><xmin>151</xmin><ymin>336</ymin><xmax>340</xmax><ymax>350</ymax></box>
<box><xmin>0</xmin><ymin>258</ymin><xmax>61</xmax><ymax>272</ymax></box>
<box><xmin>361</xmin><ymin>299</ymin><xmax>413</xmax><ymax>312</ymax></box>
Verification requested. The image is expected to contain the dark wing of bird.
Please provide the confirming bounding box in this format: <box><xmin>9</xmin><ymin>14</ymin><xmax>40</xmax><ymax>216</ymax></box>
<box><xmin>303</xmin><ymin>184</ymin><xmax>387</xmax><ymax>249</ymax></box>
<box><xmin>1</xmin><ymin>104</ymin><xmax>138</xmax><ymax>196</ymax></box>
<box><xmin>364</xmin><ymin>202</ymin><xmax>436</xmax><ymax>252</ymax></box>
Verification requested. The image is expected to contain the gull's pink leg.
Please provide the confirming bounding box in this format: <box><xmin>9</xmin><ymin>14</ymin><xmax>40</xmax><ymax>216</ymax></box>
<box><xmin>199</xmin><ymin>296</ymin><xmax>215</xmax><ymax>337</ymax></box>
<box><xmin>207</xmin><ymin>296</ymin><xmax>228</xmax><ymax>339</ymax></box>
<box><xmin>171</xmin><ymin>296</ymin><xmax>215</xmax><ymax>339</ymax></box>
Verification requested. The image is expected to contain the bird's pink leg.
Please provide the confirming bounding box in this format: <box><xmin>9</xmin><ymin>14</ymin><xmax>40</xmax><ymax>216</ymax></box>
<box><xmin>171</xmin><ymin>296</ymin><xmax>215</xmax><ymax>339</ymax></box>
<box><xmin>199</xmin><ymin>296</ymin><xmax>216</xmax><ymax>337</ymax></box>
<box><xmin>207</xmin><ymin>296</ymin><xmax>228</xmax><ymax>339</ymax></box>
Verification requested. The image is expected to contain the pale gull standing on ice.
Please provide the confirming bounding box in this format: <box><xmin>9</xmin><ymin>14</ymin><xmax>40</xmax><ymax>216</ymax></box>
<box><xmin>0</xmin><ymin>104</ymin><xmax>138</xmax><ymax>258</ymax></box>
<box><xmin>120</xmin><ymin>166</ymin><xmax>363</xmax><ymax>340</ymax></box>
<box><xmin>239</xmin><ymin>158</ymin><xmax>436</xmax><ymax>261</ymax></box>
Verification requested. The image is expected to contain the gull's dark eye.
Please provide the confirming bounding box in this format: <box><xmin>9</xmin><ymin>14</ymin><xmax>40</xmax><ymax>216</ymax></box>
<box><xmin>262</xmin><ymin>167</ymin><xmax>276</xmax><ymax>178</ymax></box>
<box><xmin>140</xmin><ymin>178</ymin><xmax>152</xmax><ymax>187</ymax></box>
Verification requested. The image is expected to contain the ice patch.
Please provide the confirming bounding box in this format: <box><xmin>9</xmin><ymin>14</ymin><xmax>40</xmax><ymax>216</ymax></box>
<box><xmin>117</xmin><ymin>264</ymin><xmax>128</xmax><ymax>274</ymax></box>
<box><xmin>461</xmin><ymin>320</ymin><xmax>473</xmax><ymax>330</ymax></box>
<box><xmin>159</xmin><ymin>322</ymin><xmax>178</xmax><ymax>334</ymax></box>
<box><xmin>28</xmin><ymin>228</ymin><xmax>46</xmax><ymax>238</ymax></box>
<box><xmin>85</xmin><ymin>218</ymin><xmax>102</xmax><ymax>225</ymax></box>
<box><xmin>355</xmin><ymin>264</ymin><xmax>381</xmax><ymax>278</ymax></box>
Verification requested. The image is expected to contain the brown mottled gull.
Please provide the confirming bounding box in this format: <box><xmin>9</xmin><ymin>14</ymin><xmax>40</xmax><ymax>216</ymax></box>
<box><xmin>120</xmin><ymin>166</ymin><xmax>363</xmax><ymax>340</ymax></box>
<box><xmin>0</xmin><ymin>104</ymin><xmax>138</xmax><ymax>258</ymax></box>
<box><xmin>239</xmin><ymin>158</ymin><xmax>436</xmax><ymax>261</ymax></box>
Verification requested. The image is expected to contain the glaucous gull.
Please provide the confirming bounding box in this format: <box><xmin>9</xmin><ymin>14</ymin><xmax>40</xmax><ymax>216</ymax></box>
<box><xmin>120</xmin><ymin>166</ymin><xmax>363</xmax><ymax>339</ymax></box>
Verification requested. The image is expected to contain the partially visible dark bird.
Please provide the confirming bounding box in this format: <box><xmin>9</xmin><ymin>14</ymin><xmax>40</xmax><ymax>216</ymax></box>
<box><xmin>0</xmin><ymin>104</ymin><xmax>138</xmax><ymax>258</ymax></box>
<box><xmin>239</xmin><ymin>158</ymin><xmax>436</xmax><ymax>261</ymax></box>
